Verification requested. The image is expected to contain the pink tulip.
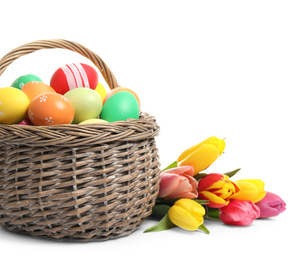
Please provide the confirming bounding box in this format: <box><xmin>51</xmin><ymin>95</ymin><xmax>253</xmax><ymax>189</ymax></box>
<box><xmin>219</xmin><ymin>199</ymin><xmax>260</xmax><ymax>226</ymax></box>
<box><xmin>158</xmin><ymin>166</ymin><xmax>198</xmax><ymax>200</ymax></box>
<box><xmin>255</xmin><ymin>191</ymin><xmax>286</xmax><ymax>218</ymax></box>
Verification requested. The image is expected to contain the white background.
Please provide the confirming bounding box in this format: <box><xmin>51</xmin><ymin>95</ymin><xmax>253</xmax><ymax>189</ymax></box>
<box><xmin>0</xmin><ymin>0</ymin><xmax>296</xmax><ymax>259</ymax></box>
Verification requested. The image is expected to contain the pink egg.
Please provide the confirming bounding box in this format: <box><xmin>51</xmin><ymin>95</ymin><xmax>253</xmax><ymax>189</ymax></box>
<box><xmin>18</xmin><ymin>117</ymin><xmax>33</xmax><ymax>125</ymax></box>
<box><xmin>50</xmin><ymin>63</ymin><xmax>98</xmax><ymax>95</ymax></box>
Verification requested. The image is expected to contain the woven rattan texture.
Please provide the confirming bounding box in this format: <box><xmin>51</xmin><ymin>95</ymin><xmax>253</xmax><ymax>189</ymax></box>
<box><xmin>0</xmin><ymin>113</ymin><xmax>160</xmax><ymax>241</ymax></box>
<box><xmin>0</xmin><ymin>39</ymin><xmax>161</xmax><ymax>241</ymax></box>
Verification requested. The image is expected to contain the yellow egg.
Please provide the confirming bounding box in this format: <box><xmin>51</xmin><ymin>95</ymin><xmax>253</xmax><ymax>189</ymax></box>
<box><xmin>95</xmin><ymin>82</ymin><xmax>108</xmax><ymax>102</ymax></box>
<box><xmin>78</xmin><ymin>118</ymin><xmax>108</xmax><ymax>125</ymax></box>
<box><xmin>0</xmin><ymin>87</ymin><xmax>30</xmax><ymax>124</ymax></box>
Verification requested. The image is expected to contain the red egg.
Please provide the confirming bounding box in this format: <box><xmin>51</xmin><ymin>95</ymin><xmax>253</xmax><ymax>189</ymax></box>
<box><xmin>27</xmin><ymin>93</ymin><xmax>75</xmax><ymax>126</ymax></box>
<box><xmin>50</xmin><ymin>63</ymin><xmax>98</xmax><ymax>95</ymax></box>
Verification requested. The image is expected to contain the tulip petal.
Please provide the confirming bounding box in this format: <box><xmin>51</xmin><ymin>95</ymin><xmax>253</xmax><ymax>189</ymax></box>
<box><xmin>158</xmin><ymin>174</ymin><xmax>180</xmax><ymax>198</ymax></box>
<box><xmin>167</xmin><ymin>176</ymin><xmax>195</xmax><ymax>198</ymax></box>
<box><xmin>175</xmin><ymin>198</ymin><xmax>206</xmax><ymax>216</ymax></box>
<box><xmin>256</xmin><ymin>191</ymin><xmax>286</xmax><ymax>218</ymax></box>
<box><xmin>171</xmin><ymin>190</ymin><xmax>198</xmax><ymax>199</ymax></box>
<box><xmin>220</xmin><ymin>200</ymin><xmax>260</xmax><ymax>226</ymax></box>
<box><xmin>177</xmin><ymin>136</ymin><xmax>219</xmax><ymax>162</ymax></box>
<box><xmin>168</xmin><ymin>199</ymin><xmax>205</xmax><ymax>231</ymax></box>
<box><xmin>199</xmin><ymin>191</ymin><xmax>229</xmax><ymax>208</ymax></box>
<box><xmin>162</xmin><ymin>165</ymin><xmax>195</xmax><ymax>177</ymax></box>
<box><xmin>217</xmin><ymin>138</ymin><xmax>226</xmax><ymax>156</ymax></box>
<box><xmin>179</xmin><ymin>144</ymin><xmax>220</xmax><ymax>175</ymax></box>
<box><xmin>243</xmin><ymin>179</ymin><xmax>266</xmax><ymax>203</ymax></box>
<box><xmin>231</xmin><ymin>179</ymin><xmax>266</xmax><ymax>203</ymax></box>
<box><xmin>198</xmin><ymin>173</ymin><xmax>224</xmax><ymax>191</ymax></box>
<box><xmin>168</xmin><ymin>205</ymin><xmax>200</xmax><ymax>231</ymax></box>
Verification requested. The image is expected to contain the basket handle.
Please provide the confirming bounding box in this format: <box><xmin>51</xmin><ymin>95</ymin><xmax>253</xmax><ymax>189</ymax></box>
<box><xmin>0</xmin><ymin>39</ymin><xmax>119</xmax><ymax>90</ymax></box>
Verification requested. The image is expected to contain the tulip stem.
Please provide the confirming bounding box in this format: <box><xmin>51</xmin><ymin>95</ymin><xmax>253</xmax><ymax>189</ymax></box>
<box><xmin>205</xmin><ymin>207</ymin><xmax>221</xmax><ymax>221</ymax></box>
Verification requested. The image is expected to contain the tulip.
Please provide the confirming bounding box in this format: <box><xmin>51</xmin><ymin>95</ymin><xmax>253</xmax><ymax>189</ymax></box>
<box><xmin>230</xmin><ymin>179</ymin><xmax>266</xmax><ymax>203</ymax></box>
<box><xmin>255</xmin><ymin>191</ymin><xmax>286</xmax><ymax>218</ymax></box>
<box><xmin>168</xmin><ymin>198</ymin><xmax>205</xmax><ymax>231</ymax></box>
<box><xmin>177</xmin><ymin>136</ymin><xmax>225</xmax><ymax>175</ymax></box>
<box><xmin>198</xmin><ymin>173</ymin><xmax>240</xmax><ymax>208</ymax></box>
<box><xmin>158</xmin><ymin>166</ymin><xmax>198</xmax><ymax>200</ymax></box>
<box><xmin>219</xmin><ymin>199</ymin><xmax>260</xmax><ymax>226</ymax></box>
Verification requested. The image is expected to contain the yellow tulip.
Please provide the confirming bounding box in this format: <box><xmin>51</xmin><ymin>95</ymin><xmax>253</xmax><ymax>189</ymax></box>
<box><xmin>177</xmin><ymin>136</ymin><xmax>225</xmax><ymax>175</ymax></box>
<box><xmin>168</xmin><ymin>199</ymin><xmax>205</xmax><ymax>231</ymax></box>
<box><xmin>230</xmin><ymin>179</ymin><xmax>266</xmax><ymax>203</ymax></box>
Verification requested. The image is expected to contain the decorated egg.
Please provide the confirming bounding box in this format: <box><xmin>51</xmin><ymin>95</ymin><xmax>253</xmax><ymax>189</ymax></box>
<box><xmin>95</xmin><ymin>82</ymin><xmax>107</xmax><ymax>102</ymax></box>
<box><xmin>50</xmin><ymin>63</ymin><xmax>98</xmax><ymax>94</ymax></box>
<box><xmin>78</xmin><ymin>118</ymin><xmax>108</xmax><ymax>125</ymax></box>
<box><xmin>0</xmin><ymin>87</ymin><xmax>30</xmax><ymax>124</ymax></box>
<box><xmin>18</xmin><ymin>117</ymin><xmax>33</xmax><ymax>125</ymax></box>
<box><xmin>64</xmin><ymin>88</ymin><xmax>102</xmax><ymax>124</ymax></box>
<box><xmin>28</xmin><ymin>93</ymin><xmax>74</xmax><ymax>126</ymax></box>
<box><xmin>22</xmin><ymin>81</ymin><xmax>56</xmax><ymax>101</ymax></box>
<box><xmin>100</xmin><ymin>91</ymin><xmax>140</xmax><ymax>122</ymax></box>
<box><xmin>11</xmin><ymin>74</ymin><xmax>42</xmax><ymax>90</ymax></box>
<box><xmin>103</xmin><ymin>87</ymin><xmax>141</xmax><ymax>108</ymax></box>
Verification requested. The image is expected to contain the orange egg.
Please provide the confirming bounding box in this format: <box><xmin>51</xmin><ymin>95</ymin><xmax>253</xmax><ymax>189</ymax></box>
<box><xmin>27</xmin><ymin>93</ymin><xmax>74</xmax><ymax>126</ymax></box>
<box><xmin>103</xmin><ymin>87</ymin><xmax>141</xmax><ymax>108</ymax></box>
<box><xmin>22</xmin><ymin>81</ymin><xmax>56</xmax><ymax>101</ymax></box>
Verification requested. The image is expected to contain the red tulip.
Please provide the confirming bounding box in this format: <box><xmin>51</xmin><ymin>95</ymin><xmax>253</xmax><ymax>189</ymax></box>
<box><xmin>219</xmin><ymin>199</ymin><xmax>260</xmax><ymax>226</ymax></box>
<box><xmin>198</xmin><ymin>173</ymin><xmax>240</xmax><ymax>208</ymax></box>
<box><xmin>255</xmin><ymin>191</ymin><xmax>286</xmax><ymax>218</ymax></box>
<box><xmin>158</xmin><ymin>166</ymin><xmax>198</xmax><ymax>200</ymax></box>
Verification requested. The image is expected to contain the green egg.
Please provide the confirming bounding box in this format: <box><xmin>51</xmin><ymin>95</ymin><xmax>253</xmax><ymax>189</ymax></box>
<box><xmin>11</xmin><ymin>74</ymin><xmax>43</xmax><ymax>90</ymax></box>
<box><xmin>100</xmin><ymin>91</ymin><xmax>140</xmax><ymax>122</ymax></box>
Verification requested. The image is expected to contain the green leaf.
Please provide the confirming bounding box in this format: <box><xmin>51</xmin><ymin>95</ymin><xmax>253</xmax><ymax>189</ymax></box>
<box><xmin>198</xmin><ymin>224</ymin><xmax>210</xmax><ymax>234</ymax></box>
<box><xmin>151</xmin><ymin>204</ymin><xmax>170</xmax><ymax>218</ymax></box>
<box><xmin>223</xmin><ymin>168</ymin><xmax>241</xmax><ymax>178</ymax></box>
<box><xmin>156</xmin><ymin>198</ymin><xmax>209</xmax><ymax>206</ymax></box>
<box><xmin>192</xmin><ymin>199</ymin><xmax>210</xmax><ymax>205</ymax></box>
<box><xmin>194</xmin><ymin>173</ymin><xmax>208</xmax><ymax>181</ymax></box>
<box><xmin>162</xmin><ymin>161</ymin><xmax>178</xmax><ymax>171</ymax></box>
<box><xmin>156</xmin><ymin>198</ymin><xmax>179</xmax><ymax>206</ymax></box>
<box><xmin>144</xmin><ymin>213</ymin><xmax>176</xmax><ymax>233</ymax></box>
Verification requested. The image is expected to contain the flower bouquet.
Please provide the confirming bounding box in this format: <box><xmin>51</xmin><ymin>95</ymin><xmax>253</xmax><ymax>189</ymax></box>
<box><xmin>145</xmin><ymin>137</ymin><xmax>286</xmax><ymax>233</ymax></box>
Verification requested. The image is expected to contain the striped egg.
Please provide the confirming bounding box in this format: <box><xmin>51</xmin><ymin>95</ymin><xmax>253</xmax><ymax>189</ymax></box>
<box><xmin>50</xmin><ymin>63</ymin><xmax>98</xmax><ymax>95</ymax></box>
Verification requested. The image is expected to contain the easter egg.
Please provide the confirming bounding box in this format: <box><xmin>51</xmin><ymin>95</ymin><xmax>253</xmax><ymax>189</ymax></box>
<box><xmin>0</xmin><ymin>87</ymin><xmax>30</xmax><ymax>124</ymax></box>
<box><xmin>22</xmin><ymin>81</ymin><xmax>56</xmax><ymax>101</ymax></box>
<box><xmin>95</xmin><ymin>82</ymin><xmax>107</xmax><ymax>102</ymax></box>
<box><xmin>50</xmin><ymin>63</ymin><xmax>98</xmax><ymax>95</ymax></box>
<box><xmin>18</xmin><ymin>118</ymin><xmax>33</xmax><ymax>125</ymax></box>
<box><xmin>78</xmin><ymin>118</ymin><xmax>108</xmax><ymax>125</ymax></box>
<box><xmin>11</xmin><ymin>74</ymin><xmax>42</xmax><ymax>90</ymax></box>
<box><xmin>64</xmin><ymin>88</ymin><xmax>102</xmax><ymax>124</ymax></box>
<box><xmin>100</xmin><ymin>91</ymin><xmax>140</xmax><ymax>122</ymax></box>
<box><xmin>28</xmin><ymin>93</ymin><xmax>74</xmax><ymax>126</ymax></box>
<box><xmin>103</xmin><ymin>87</ymin><xmax>141</xmax><ymax>108</ymax></box>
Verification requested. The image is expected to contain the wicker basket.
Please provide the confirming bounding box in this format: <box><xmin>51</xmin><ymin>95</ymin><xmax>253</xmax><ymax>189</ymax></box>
<box><xmin>0</xmin><ymin>39</ymin><xmax>161</xmax><ymax>241</ymax></box>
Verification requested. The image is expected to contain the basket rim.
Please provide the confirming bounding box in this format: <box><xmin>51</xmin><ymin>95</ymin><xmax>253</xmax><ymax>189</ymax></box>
<box><xmin>0</xmin><ymin>112</ymin><xmax>160</xmax><ymax>147</ymax></box>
